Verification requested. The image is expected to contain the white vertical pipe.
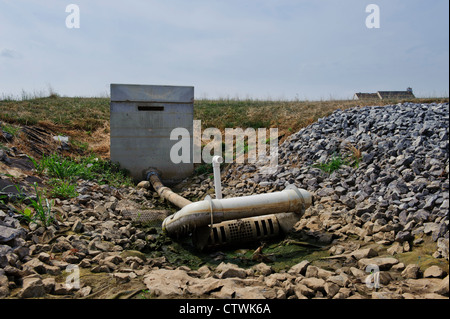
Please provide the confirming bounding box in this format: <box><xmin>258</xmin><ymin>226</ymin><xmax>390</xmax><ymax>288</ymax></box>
<box><xmin>212</xmin><ymin>155</ymin><xmax>223</xmax><ymax>199</ymax></box>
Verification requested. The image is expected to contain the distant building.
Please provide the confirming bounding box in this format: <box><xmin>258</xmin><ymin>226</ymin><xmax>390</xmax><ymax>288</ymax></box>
<box><xmin>354</xmin><ymin>87</ymin><xmax>415</xmax><ymax>100</ymax></box>
<box><xmin>353</xmin><ymin>93</ymin><xmax>380</xmax><ymax>100</ymax></box>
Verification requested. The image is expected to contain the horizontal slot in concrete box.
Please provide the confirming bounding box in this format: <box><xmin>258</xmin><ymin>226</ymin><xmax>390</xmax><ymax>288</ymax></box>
<box><xmin>110</xmin><ymin>84</ymin><xmax>194</xmax><ymax>184</ymax></box>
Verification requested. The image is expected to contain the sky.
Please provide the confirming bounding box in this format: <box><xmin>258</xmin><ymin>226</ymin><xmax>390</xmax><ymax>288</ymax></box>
<box><xmin>0</xmin><ymin>0</ymin><xmax>449</xmax><ymax>100</ymax></box>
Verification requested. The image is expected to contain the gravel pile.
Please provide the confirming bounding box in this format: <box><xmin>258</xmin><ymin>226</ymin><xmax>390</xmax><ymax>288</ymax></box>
<box><xmin>219</xmin><ymin>102</ymin><xmax>449</xmax><ymax>259</ymax></box>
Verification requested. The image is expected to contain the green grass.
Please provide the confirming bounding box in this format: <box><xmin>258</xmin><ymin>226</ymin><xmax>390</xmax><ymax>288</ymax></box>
<box><xmin>313</xmin><ymin>153</ymin><xmax>348</xmax><ymax>174</ymax></box>
<box><xmin>0</xmin><ymin>96</ymin><xmax>109</xmax><ymax>131</ymax></box>
<box><xmin>47</xmin><ymin>178</ymin><xmax>79</xmax><ymax>199</ymax></box>
<box><xmin>35</xmin><ymin>153</ymin><xmax>86</xmax><ymax>181</ymax></box>
<box><xmin>313</xmin><ymin>151</ymin><xmax>361</xmax><ymax>174</ymax></box>
<box><xmin>1</xmin><ymin>122</ymin><xmax>21</xmax><ymax>137</ymax></box>
<box><xmin>29</xmin><ymin>153</ymin><xmax>133</xmax><ymax>194</ymax></box>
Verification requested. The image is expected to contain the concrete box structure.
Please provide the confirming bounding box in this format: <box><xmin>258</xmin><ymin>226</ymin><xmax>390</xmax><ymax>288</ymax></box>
<box><xmin>110</xmin><ymin>84</ymin><xmax>194</xmax><ymax>184</ymax></box>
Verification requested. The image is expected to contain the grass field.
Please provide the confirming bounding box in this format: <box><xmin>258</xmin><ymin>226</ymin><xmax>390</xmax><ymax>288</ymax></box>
<box><xmin>1</xmin><ymin>93</ymin><xmax>448</xmax><ymax>158</ymax></box>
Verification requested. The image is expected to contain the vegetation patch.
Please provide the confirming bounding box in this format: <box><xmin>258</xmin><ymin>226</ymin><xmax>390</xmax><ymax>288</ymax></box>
<box><xmin>29</xmin><ymin>153</ymin><xmax>133</xmax><ymax>188</ymax></box>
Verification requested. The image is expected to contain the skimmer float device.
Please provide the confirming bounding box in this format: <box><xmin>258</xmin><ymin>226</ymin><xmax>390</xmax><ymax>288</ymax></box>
<box><xmin>147</xmin><ymin>155</ymin><xmax>313</xmax><ymax>250</ymax></box>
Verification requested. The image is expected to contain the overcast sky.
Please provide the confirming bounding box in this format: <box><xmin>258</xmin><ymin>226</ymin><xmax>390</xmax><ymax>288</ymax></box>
<box><xmin>0</xmin><ymin>0</ymin><xmax>448</xmax><ymax>100</ymax></box>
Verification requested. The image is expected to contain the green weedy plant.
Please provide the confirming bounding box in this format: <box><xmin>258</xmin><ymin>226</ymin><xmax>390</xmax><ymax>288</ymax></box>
<box><xmin>26</xmin><ymin>155</ymin><xmax>45</xmax><ymax>175</ymax></box>
<box><xmin>48</xmin><ymin>178</ymin><xmax>79</xmax><ymax>199</ymax></box>
<box><xmin>77</xmin><ymin>155</ymin><xmax>133</xmax><ymax>187</ymax></box>
<box><xmin>28</xmin><ymin>154</ymin><xmax>80</xmax><ymax>180</ymax></box>
<box><xmin>344</xmin><ymin>143</ymin><xmax>362</xmax><ymax>169</ymax></box>
<box><xmin>1</xmin><ymin>122</ymin><xmax>21</xmax><ymax>137</ymax></box>
<box><xmin>313</xmin><ymin>145</ymin><xmax>363</xmax><ymax>174</ymax></box>
<box><xmin>313</xmin><ymin>153</ymin><xmax>347</xmax><ymax>174</ymax></box>
<box><xmin>15</xmin><ymin>183</ymin><xmax>55</xmax><ymax>226</ymax></box>
<box><xmin>26</xmin><ymin>182</ymin><xmax>55</xmax><ymax>226</ymax></box>
<box><xmin>29</xmin><ymin>153</ymin><xmax>133</xmax><ymax>188</ymax></box>
<box><xmin>41</xmin><ymin>154</ymin><xmax>83</xmax><ymax>181</ymax></box>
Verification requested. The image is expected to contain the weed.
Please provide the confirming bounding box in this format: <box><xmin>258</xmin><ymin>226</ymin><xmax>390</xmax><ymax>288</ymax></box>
<box><xmin>344</xmin><ymin>143</ymin><xmax>362</xmax><ymax>168</ymax></box>
<box><xmin>70</xmin><ymin>139</ymin><xmax>90</xmax><ymax>152</ymax></box>
<box><xmin>194</xmin><ymin>163</ymin><xmax>213</xmax><ymax>175</ymax></box>
<box><xmin>48</xmin><ymin>179</ymin><xmax>79</xmax><ymax>199</ymax></box>
<box><xmin>1</xmin><ymin>122</ymin><xmax>21</xmax><ymax>137</ymax></box>
<box><xmin>38</xmin><ymin>154</ymin><xmax>83</xmax><ymax>181</ymax></box>
<box><xmin>139</xmin><ymin>289</ymin><xmax>154</xmax><ymax>299</ymax></box>
<box><xmin>16</xmin><ymin>183</ymin><xmax>55</xmax><ymax>226</ymax></box>
<box><xmin>30</xmin><ymin>182</ymin><xmax>55</xmax><ymax>226</ymax></box>
<box><xmin>20</xmin><ymin>207</ymin><xmax>34</xmax><ymax>223</ymax></box>
<box><xmin>313</xmin><ymin>145</ymin><xmax>362</xmax><ymax>174</ymax></box>
<box><xmin>79</xmin><ymin>155</ymin><xmax>133</xmax><ymax>187</ymax></box>
<box><xmin>29</xmin><ymin>153</ymin><xmax>133</xmax><ymax>188</ymax></box>
<box><xmin>313</xmin><ymin>153</ymin><xmax>347</xmax><ymax>174</ymax></box>
<box><xmin>26</xmin><ymin>155</ymin><xmax>45</xmax><ymax>175</ymax></box>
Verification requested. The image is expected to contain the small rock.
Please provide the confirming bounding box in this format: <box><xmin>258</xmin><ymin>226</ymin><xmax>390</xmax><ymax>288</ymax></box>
<box><xmin>252</xmin><ymin>263</ymin><xmax>273</xmax><ymax>276</ymax></box>
<box><xmin>42</xmin><ymin>277</ymin><xmax>55</xmax><ymax>293</ymax></box>
<box><xmin>327</xmin><ymin>274</ymin><xmax>350</xmax><ymax>288</ymax></box>
<box><xmin>403</xmin><ymin>241</ymin><xmax>411</xmax><ymax>252</ymax></box>
<box><xmin>37</xmin><ymin>252</ymin><xmax>51</xmax><ymax>263</ymax></box>
<box><xmin>216</xmin><ymin>262</ymin><xmax>247</xmax><ymax>279</ymax></box>
<box><xmin>432</xmin><ymin>275</ymin><xmax>449</xmax><ymax>296</ymax></box>
<box><xmin>143</xmin><ymin>269</ymin><xmax>191</xmax><ymax>297</ymax></box>
<box><xmin>391</xmin><ymin>263</ymin><xmax>406</xmax><ymax>271</ymax></box>
<box><xmin>379</xmin><ymin>271</ymin><xmax>393</xmax><ymax>285</ymax></box>
<box><xmin>387</xmin><ymin>242</ymin><xmax>404</xmax><ymax>255</ymax></box>
<box><xmin>0</xmin><ymin>225</ymin><xmax>24</xmax><ymax>243</ymax></box>
<box><xmin>437</xmin><ymin>238</ymin><xmax>449</xmax><ymax>260</ymax></box>
<box><xmin>0</xmin><ymin>274</ymin><xmax>10</xmax><ymax>298</ymax></box>
<box><xmin>324</xmin><ymin>282</ymin><xmax>340</xmax><ymax>298</ymax></box>
<box><xmin>402</xmin><ymin>264</ymin><xmax>421</xmax><ymax>279</ymax></box>
<box><xmin>349</xmin><ymin>267</ymin><xmax>367</xmax><ymax>278</ymax></box>
<box><xmin>351</xmin><ymin>247</ymin><xmax>378</xmax><ymax>260</ymax></box>
<box><xmin>305</xmin><ymin>266</ymin><xmax>333</xmax><ymax>280</ymax></box>
<box><xmin>136</xmin><ymin>181</ymin><xmax>150</xmax><ymax>189</ymax></box>
<box><xmin>72</xmin><ymin>219</ymin><xmax>84</xmax><ymax>233</ymax></box>
<box><xmin>76</xmin><ymin>286</ymin><xmax>92</xmax><ymax>297</ymax></box>
<box><xmin>113</xmin><ymin>272</ymin><xmax>131</xmax><ymax>284</ymax></box>
<box><xmin>358</xmin><ymin>257</ymin><xmax>399</xmax><ymax>271</ymax></box>
<box><xmin>424</xmin><ymin>265</ymin><xmax>447</xmax><ymax>278</ymax></box>
<box><xmin>104</xmin><ymin>255</ymin><xmax>123</xmax><ymax>265</ymax></box>
<box><xmin>22</xmin><ymin>258</ymin><xmax>61</xmax><ymax>275</ymax></box>
<box><xmin>288</xmin><ymin>260</ymin><xmax>310</xmax><ymax>276</ymax></box>
<box><xmin>395</xmin><ymin>230</ymin><xmax>413</xmax><ymax>243</ymax></box>
<box><xmin>329</xmin><ymin>245</ymin><xmax>345</xmax><ymax>255</ymax></box>
<box><xmin>372</xmin><ymin>291</ymin><xmax>403</xmax><ymax>299</ymax></box>
<box><xmin>301</xmin><ymin>277</ymin><xmax>326</xmax><ymax>292</ymax></box>
<box><xmin>53</xmin><ymin>282</ymin><xmax>75</xmax><ymax>295</ymax></box>
<box><xmin>294</xmin><ymin>283</ymin><xmax>315</xmax><ymax>299</ymax></box>
<box><xmin>91</xmin><ymin>265</ymin><xmax>110</xmax><ymax>273</ymax></box>
<box><xmin>18</xmin><ymin>275</ymin><xmax>46</xmax><ymax>298</ymax></box>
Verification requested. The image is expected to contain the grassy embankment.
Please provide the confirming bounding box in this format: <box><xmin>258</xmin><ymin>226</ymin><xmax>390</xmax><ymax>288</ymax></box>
<box><xmin>1</xmin><ymin>94</ymin><xmax>448</xmax><ymax>159</ymax></box>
